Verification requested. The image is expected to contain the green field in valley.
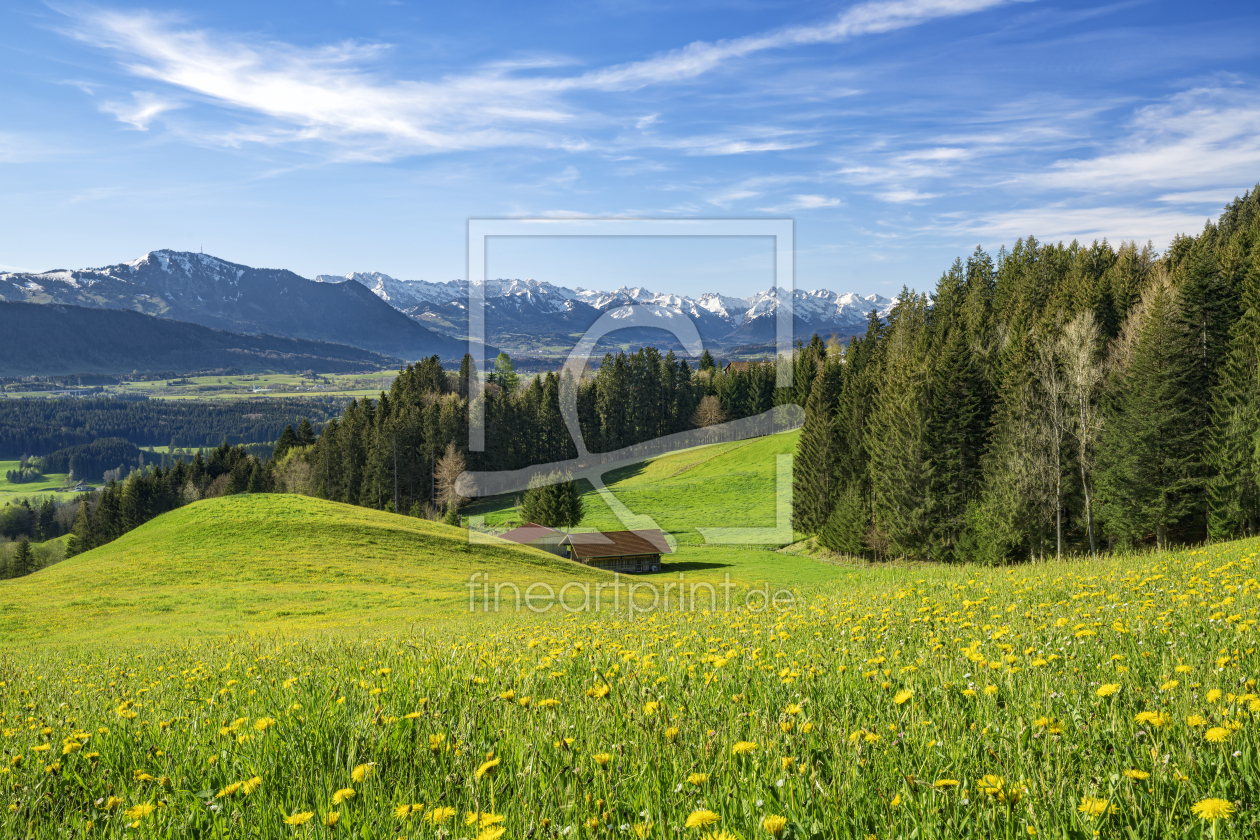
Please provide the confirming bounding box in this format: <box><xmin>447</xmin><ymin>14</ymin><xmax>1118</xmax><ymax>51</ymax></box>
<box><xmin>1</xmin><ymin>371</ymin><xmax>399</xmax><ymax>401</ymax></box>
<box><xmin>0</xmin><ymin>459</ymin><xmax>72</xmax><ymax>503</ymax></box>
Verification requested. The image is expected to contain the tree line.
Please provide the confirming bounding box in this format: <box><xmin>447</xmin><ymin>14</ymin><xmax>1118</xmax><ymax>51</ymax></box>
<box><xmin>794</xmin><ymin>188</ymin><xmax>1260</xmax><ymax>562</ymax></box>
<box><xmin>0</xmin><ymin>396</ymin><xmax>343</xmax><ymax>458</ymax></box>
<box><xmin>274</xmin><ymin>349</ymin><xmax>783</xmax><ymax>518</ymax></box>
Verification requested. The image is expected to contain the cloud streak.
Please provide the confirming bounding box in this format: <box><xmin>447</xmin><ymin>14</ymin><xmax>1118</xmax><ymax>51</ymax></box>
<box><xmin>67</xmin><ymin>0</ymin><xmax>1018</xmax><ymax>158</ymax></box>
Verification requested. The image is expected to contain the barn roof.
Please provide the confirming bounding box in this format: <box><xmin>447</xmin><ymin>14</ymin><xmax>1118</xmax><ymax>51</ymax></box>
<box><xmin>499</xmin><ymin>523</ymin><xmax>562</xmax><ymax>544</ymax></box>
<box><xmin>560</xmin><ymin>529</ymin><xmax>673</xmax><ymax>559</ymax></box>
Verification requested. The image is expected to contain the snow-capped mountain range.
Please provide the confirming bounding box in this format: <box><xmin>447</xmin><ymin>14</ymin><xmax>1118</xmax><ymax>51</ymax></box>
<box><xmin>314</xmin><ymin>272</ymin><xmax>895</xmax><ymax>347</ymax></box>
<box><xmin>0</xmin><ymin>251</ymin><xmax>468</xmax><ymax>360</ymax></box>
<box><xmin>0</xmin><ymin>247</ymin><xmax>891</xmax><ymax>367</ymax></box>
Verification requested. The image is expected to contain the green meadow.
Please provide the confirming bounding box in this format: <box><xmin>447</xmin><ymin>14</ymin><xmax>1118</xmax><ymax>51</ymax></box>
<box><xmin>0</xmin><ymin>459</ymin><xmax>71</xmax><ymax>503</ymax></box>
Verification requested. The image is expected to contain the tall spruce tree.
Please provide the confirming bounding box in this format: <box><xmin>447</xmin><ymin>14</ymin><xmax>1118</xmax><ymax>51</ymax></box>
<box><xmin>1097</xmin><ymin>275</ymin><xmax>1200</xmax><ymax>548</ymax></box>
<box><xmin>792</xmin><ymin>359</ymin><xmax>843</xmax><ymax>534</ymax></box>
<box><xmin>1208</xmin><ymin>245</ymin><xmax>1260</xmax><ymax>538</ymax></box>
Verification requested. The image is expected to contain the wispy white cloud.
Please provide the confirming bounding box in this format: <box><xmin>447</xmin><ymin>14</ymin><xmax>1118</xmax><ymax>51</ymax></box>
<box><xmin>761</xmin><ymin>193</ymin><xmax>841</xmax><ymax>211</ymax></box>
<box><xmin>65</xmin><ymin>0</ymin><xmax>1018</xmax><ymax>159</ymax></box>
<box><xmin>100</xmin><ymin>90</ymin><xmax>182</xmax><ymax>129</ymax></box>
<box><xmin>946</xmin><ymin>202</ymin><xmax>1215</xmax><ymax>248</ymax></box>
<box><xmin>875</xmin><ymin>187</ymin><xmax>939</xmax><ymax>202</ymax></box>
<box><xmin>1028</xmin><ymin>87</ymin><xmax>1260</xmax><ymax>194</ymax></box>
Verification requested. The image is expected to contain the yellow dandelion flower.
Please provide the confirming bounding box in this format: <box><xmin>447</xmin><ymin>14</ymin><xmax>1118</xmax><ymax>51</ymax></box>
<box><xmin>476</xmin><ymin>828</ymin><xmax>507</xmax><ymax>840</ymax></box>
<box><xmin>331</xmin><ymin>788</ymin><xmax>355</xmax><ymax>805</ymax></box>
<box><xmin>215</xmin><ymin>781</ymin><xmax>243</xmax><ymax>799</ymax></box>
<box><xmin>1207</xmin><ymin>689</ymin><xmax>1223</xmax><ymax>704</ymax></box>
<box><xmin>1160</xmin><ymin>680</ymin><xmax>1180</xmax><ymax>691</ymax></box>
<box><xmin>593</xmin><ymin>752</ymin><xmax>612</xmax><ymax>767</ymax></box>
<box><xmin>1077</xmin><ymin>796</ymin><xmax>1112</xmax><ymax>819</ymax></box>
<box><xmin>475</xmin><ymin>755</ymin><xmax>501</xmax><ymax>780</ymax></box>
<box><xmin>124</xmin><ymin>803</ymin><xmax>156</xmax><ymax>820</ymax></box>
<box><xmin>254</xmin><ymin>717</ymin><xmax>276</xmax><ymax>731</ymax></box>
<box><xmin>586</xmin><ymin>684</ymin><xmax>611</xmax><ymax>699</ymax></box>
<box><xmin>242</xmin><ymin>776</ymin><xmax>262</xmax><ymax>795</ymax></box>
<box><xmin>394</xmin><ymin>804</ymin><xmax>415</xmax><ymax>819</ymax></box>
<box><xmin>324</xmin><ymin>811</ymin><xmax>340</xmax><ymax>827</ymax></box>
<box><xmin>934</xmin><ymin>779</ymin><xmax>959</xmax><ymax>789</ymax></box>
<box><xmin>785</xmin><ymin>703</ymin><xmax>803</xmax><ymax>716</ymax></box>
<box><xmin>644</xmin><ymin>701</ymin><xmax>660</xmax><ymax>715</ymax></box>
<box><xmin>1096</xmin><ymin>684</ymin><xmax>1121</xmax><ymax>698</ymax></box>
<box><xmin>894</xmin><ymin>689</ymin><xmax>913</xmax><ymax>705</ymax></box>
<box><xmin>426</xmin><ymin>806</ymin><xmax>457</xmax><ymax>825</ymax></box>
<box><xmin>1191</xmin><ymin>798</ymin><xmax>1235</xmax><ymax>821</ymax></box>
<box><xmin>732</xmin><ymin>741</ymin><xmax>758</xmax><ymax>755</ymax></box>
<box><xmin>1134</xmin><ymin>711</ymin><xmax>1166</xmax><ymax>728</ymax></box>
<box><xmin>1187</xmin><ymin>714</ymin><xmax>1207</xmax><ymax>727</ymax></box>
<box><xmin>350</xmin><ymin>763</ymin><xmax>374</xmax><ymax>783</ymax></box>
<box><xmin>1204</xmin><ymin>727</ymin><xmax>1230</xmax><ymax>744</ymax></box>
<box><xmin>762</xmin><ymin>815</ymin><xmax>788</xmax><ymax>837</ymax></box>
<box><xmin>103</xmin><ymin>797</ymin><xmax>123</xmax><ymax>811</ymax></box>
<box><xmin>665</xmin><ymin>726</ymin><xmax>680</xmax><ymax>741</ymax></box>
<box><xmin>687</xmin><ymin>772</ymin><xmax>709</xmax><ymax>786</ymax></box>
<box><xmin>1123</xmin><ymin>769</ymin><xmax>1150</xmax><ymax>781</ymax></box>
<box><xmin>283</xmin><ymin>811</ymin><xmax>314</xmax><ymax>826</ymax></box>
<box><xmin>685</xmin><ymin>810</ymin><xmax>721</xmax><ymax>830</ymax></box>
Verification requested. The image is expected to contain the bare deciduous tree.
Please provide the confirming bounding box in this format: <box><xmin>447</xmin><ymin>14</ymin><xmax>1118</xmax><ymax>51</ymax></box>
<box><xmin>434</xmin><ymin>442</ymin><xmax>467</xmax><ymax>513</ymax></box>
<box><xmin>1058</xmin><ymin>311</ymin><xmax>1105</xmax><ymax>556</ymax></box>
<box><xmin>1035</xmin><ymin>334</ymin><xmax>1069</xmax><ymax>560</ymax></box>
<box><xmin>692</xmin><ymin>395</ymin><xmax>726</xmax><ymax>428</ymax></box>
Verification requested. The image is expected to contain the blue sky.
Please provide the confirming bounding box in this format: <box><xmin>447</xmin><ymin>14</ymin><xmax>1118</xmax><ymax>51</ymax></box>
<box><xmin>1</xmin><ymin>0</ymin><xmax>1258</xmax><ymax>299</ymax></box>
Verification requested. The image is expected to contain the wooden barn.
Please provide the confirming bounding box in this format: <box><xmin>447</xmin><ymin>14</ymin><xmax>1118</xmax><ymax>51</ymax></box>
<box><xmin>560</xmin><ymin>529</ymin><xmax>672</xmax><ymax>574</ymax></box>
<box><xmin>498</xmin><ymin>523</ymin><xmax>567</xmax><ymax>556</ymax></box>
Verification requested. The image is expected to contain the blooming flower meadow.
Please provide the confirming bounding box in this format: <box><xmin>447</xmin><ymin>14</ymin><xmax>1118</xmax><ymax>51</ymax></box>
<box><xmin>3</xmin><ymin>539</ymin><xmax>1259</xmax><ymax>837</ymax></box>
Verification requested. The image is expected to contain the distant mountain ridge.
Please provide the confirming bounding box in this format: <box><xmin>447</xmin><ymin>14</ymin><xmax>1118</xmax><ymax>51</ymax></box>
<box><xmin>1</xmin><ymin>251</ymin><xmax>468</xmax><ymax>361</ymax></box>
<box><xmin>315</xmin><ymin>272</ymin><xmax>896</xmax><ymax>348</ymax></box>
<box><xmin>0</xmin><ymin>301</ymin><xmax>399</xmax><ymax>376</ymax></box>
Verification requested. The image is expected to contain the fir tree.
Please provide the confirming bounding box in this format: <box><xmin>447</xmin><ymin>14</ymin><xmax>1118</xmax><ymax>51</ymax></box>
<box><xmin>273</xmin><ymin>425</ymin><xmax>299</xmax><ymax>459</ymax></box>
<box><xmin>792</xmin><ymin>359</ymin><xmax>842</xmax><ymax>534</ymax></box>
<box><xmin>13</xmin><ymin>537</ymin><xmax>32</xmax><ymax>577</ymax></box>
<box><xmin>817</xmin><ymin>485</ymin><xmax>866</xmax><ymax>555</ymax></box>
<box><xmin>1208</xmin><ymin>245</ymin><xmax>1260</xmax><ymax>538</ymax></box>
<box><xmin>296</xmin><ymin>418</ymin><xmax>317</xmax><ymax>447</ymax></box>
<box><xmin>1097</xmin><ymin>275</ymin><xmax>1200</xmax><ymax>548</ymax></box>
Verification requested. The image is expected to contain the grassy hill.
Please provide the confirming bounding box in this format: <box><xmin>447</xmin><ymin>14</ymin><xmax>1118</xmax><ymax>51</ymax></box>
<box><xmin>467</xmin><ymin>430</ymin><xmax>800</xmax><ymax>542</ymax></box>
<box><xmin>0</xmin><ymin>494</ymin><xmax>609</xmax><ymax>645</ymax></box>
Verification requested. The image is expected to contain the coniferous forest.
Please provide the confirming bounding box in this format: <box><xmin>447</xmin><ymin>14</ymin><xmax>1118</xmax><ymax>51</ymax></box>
<box><xmin>795</xmin><ymin>190</ymin><xmax>1260</xmax><ymax>561</ymax></box>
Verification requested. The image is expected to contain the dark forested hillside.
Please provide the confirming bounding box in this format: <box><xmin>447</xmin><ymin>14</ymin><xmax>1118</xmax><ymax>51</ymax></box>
<box><xmin>793</xmin><ymin>187</ymin><xmax>1260</xmax><ymax>561</ymax></box>
<box><xmin>0</xmin><ymin>302</ymin><xmax>399</xmax><ymax>376</ymax></box>
<box><xmin>0</xmin><ymin>396</ymin><xmax>343</xmax><ymax>458</ymax></box>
